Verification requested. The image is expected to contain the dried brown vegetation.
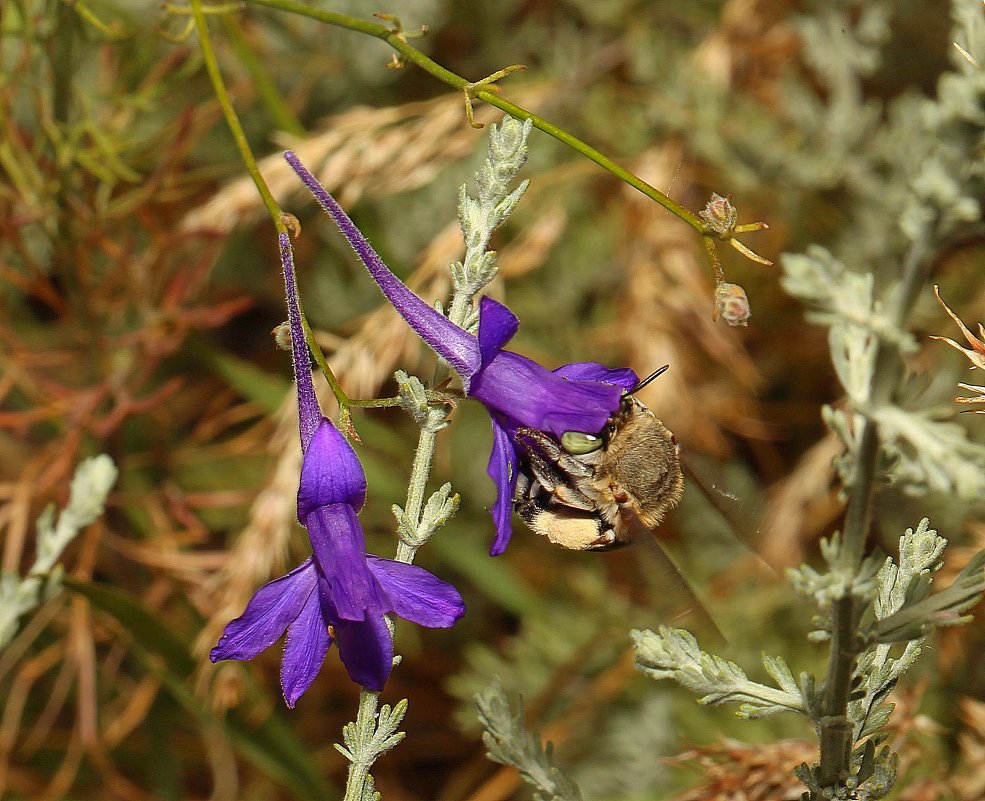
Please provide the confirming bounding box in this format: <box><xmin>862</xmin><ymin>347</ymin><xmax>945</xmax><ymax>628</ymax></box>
<box><xmin>1</xmin><ymin>0</ymin><xmax>981</xmax><ymax>800</ymax></box>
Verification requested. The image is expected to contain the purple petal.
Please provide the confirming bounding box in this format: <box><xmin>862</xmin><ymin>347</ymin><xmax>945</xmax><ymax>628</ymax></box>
<box><xmin>281</xmin><ymin>587</ymin><xmax>332</xmax><ymax>708</ymax></box>
<box><xmin>210</xmin><ymin>559</ymin><xmax>318</xmax><ymax>662</ymax></box>
<box><xmin>284</xmin><ymin>152</ymin><xmax>482</xmax><ymax>388</ymax></box>
<box><xmin>332</xmin><ymin>612</ymin><xmax>394</xmax><ymax>691</ymax></box>
<box><xmin>280</xmin><ymin>233</ymin><xmax>321</xmax><ymax>452</ymax></box>
<box><xmin>553</xmin><ymin>361</ymin><xmax>639</xmax><ymax>392</ymax></box>
<box><xmin>297</xmin><ymin>419</ymin><xmax>367</xmax><ymax>519</ymax></box>
<box><xmin>366</xmin><ymin>556</ymin><xmax>466</xmax><ymax>627</ymax></box>
<box><xmin>477</xmin><ymin>296</ymin><xmax>519</xmax><ymax>366</ymax></box>
<box><xmin>470</xmin><ymin>350</ymin><xmax>624</xmax><ymax>438</ymax></box>
<box><xmin>487</xmin><ymin>417</ymin><xmax>518</xmax><ymax>555</ymax></box>
<box><xmin>305</xmin><ymin>504</ymin><xmax>388</xmax><ymax>621</ymax></box>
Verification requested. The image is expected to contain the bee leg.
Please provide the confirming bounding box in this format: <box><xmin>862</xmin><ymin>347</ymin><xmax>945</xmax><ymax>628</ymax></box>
<box><xmin>515</xmin><ymin>429</ymin><xmax>598</xmax><ymax>511</ymax></box>
<box><xmin>525</xmin><ymin>449</ymin><xmax>598</xmax><ymax>511</ymax></box>
<box><xmin>515</xmin><ymin>428</ymin><xmax>592</xmax><ymax>477</ymax></box>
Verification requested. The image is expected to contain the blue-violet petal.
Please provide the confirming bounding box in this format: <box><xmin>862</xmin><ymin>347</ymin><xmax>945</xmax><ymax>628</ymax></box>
<box><xmin>283</xmin><ymin>151</ymin><xmax>482</xmax><ymax>388</ymax></box>
<box><xmin>304</xmin><ymin>504</ymin><xmax>387</xmax><ymax>621</ymax></box>
<box><xmin>487</xmin><ymin>417</ymin><xmax>519</xmax><ymax>556</ymax></box>
<box><xmin>552</xmin><ymin>361</ymin><xmax>639</xmax><ymax>391</ymax></box>
<box><xmin>470</xmin><ymin>350</ymin><xmax>624</xmax><ymax>438</ymax></box>
<box><xmin>332</xmin><ymin>613</ymin><xmax>394</xmax><ymax>692</ymax></box>
<box><xmin>210</xmin><ymin>558</ymin><xmax>318</xmax><ymax>662</ymax></box>
<box><xmin>280</xmin><ymin>232</ymin><xmax>322</xmax><ymax>452</ymax></box>
<box><xmin>280</xmin><ymin>585</ymin><xmax>332</xmax><ymax>708</ymax></box>
<box><xmin>297</xmin><ymin>419</ymin><xmax>367</xmax><ymax>519</ymax></box>
<box><xmin>366</xmin><ymin>556</ymin><xmax>466</xmax><ymax>627</ymax></box>
<box><xmin>477</xmin><ymin>296</ymin><xmax>519</xmax><ymax>366</ymax></box>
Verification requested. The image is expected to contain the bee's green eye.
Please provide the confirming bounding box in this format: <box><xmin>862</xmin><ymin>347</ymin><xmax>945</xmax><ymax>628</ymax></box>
<box><xmin>560</xmin><ymin>431</ymin><xmax>604</xmax><ymax>455</ymax></box>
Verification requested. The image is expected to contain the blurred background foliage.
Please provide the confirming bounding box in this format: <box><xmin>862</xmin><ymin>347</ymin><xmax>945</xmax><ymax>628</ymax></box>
<box><xmin>1</xmin><ymin>0</ymin><xmax>983</xmax><ymax>799</ymax></box>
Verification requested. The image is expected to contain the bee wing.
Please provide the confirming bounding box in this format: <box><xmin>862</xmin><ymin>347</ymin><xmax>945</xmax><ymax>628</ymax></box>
<box><xmin>620</xmin><ymin>508</ymin><xmax>727</xmax><ymax>645</ymax></box>
<box><xmin>680</xmin><ymin>453</ymin><xmax>777</xmax><ymax>576</ymax></box>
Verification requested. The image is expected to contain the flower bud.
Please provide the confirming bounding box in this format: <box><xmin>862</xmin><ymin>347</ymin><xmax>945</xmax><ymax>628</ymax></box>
<box><xmin>714</xmin><ymin>282</ymin><xmax>751</xmax><ymax>327</ymax></box>
<box><xmin>701</xmin><ymin>193</ymin><xmax>738</xmax><ymax>235</ymax></box>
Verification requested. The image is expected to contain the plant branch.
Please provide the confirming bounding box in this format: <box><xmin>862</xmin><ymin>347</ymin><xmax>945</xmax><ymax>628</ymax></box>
<box><xmin>241</xmin><ymin>0</ymin><xmax>706</xmax><ymax>232</ymax></box>
<box><xmin>817</xmin><ymin>234</ymin><xmax>931</xmax><ymax>785</ymax></box>
<box><xmin>190</xmin><ymin>0</ymin><xmax>285</xmax><ymax>235</ymax></box>
<box><xmin>192</xmin><ymin>1</ymin><xmax>384</xmax><ymax>424</ymax></box>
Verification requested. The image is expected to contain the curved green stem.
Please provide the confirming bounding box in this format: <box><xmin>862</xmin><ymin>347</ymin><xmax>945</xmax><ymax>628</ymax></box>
<box><xmin>191</xmin><ymin>0</ymin><xmax>366</xmax><ymax>421</ymax></box>
<box><xmin>191</xmin><ymin>0</ymin><xmax>285</xmax><ymax>235</ymax></box>
<box><xmin>241</xmin><ymin>0</ymin><xmax>706</xmax><ymax>232</ymax></box>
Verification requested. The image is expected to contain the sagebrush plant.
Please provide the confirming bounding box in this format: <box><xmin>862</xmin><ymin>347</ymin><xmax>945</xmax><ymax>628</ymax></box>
<box><xmin>633</xmin><ymin>2</ymin><xmax>985</xmax><ymax>798</ymax></box>
<box><xmin>4</xmin><ymin>1</ymin><xmax>985</xmax><ymax>801</ymax></box>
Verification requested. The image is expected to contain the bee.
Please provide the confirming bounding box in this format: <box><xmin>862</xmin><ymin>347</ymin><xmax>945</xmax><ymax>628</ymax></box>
<box><xmin>512</xmin><ymin>367</ymin><xmax>684</xmax><ymax>551</ymax></box>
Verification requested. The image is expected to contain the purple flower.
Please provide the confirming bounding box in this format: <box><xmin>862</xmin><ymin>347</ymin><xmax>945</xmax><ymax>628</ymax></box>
<box><xmin>210</xmin><ymin>233</ymin><xmax>465</xmax><ymax>705</ymax></box>
<box><xmin>284</xmin><ymin>151</ymin><xmax>638</xmax><ymax>555</ymax></box>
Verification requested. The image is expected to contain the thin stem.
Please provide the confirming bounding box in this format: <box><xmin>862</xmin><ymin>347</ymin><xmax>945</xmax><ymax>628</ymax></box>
<box><xmin>193</xmin><ymin>1</ymin><xmax>364</xmax><ymax>418</ymax></box>
<box><xmin>241</xmin><ymin>0</ymin><xmax>705</xmax><ymax>232</ymax></box>
<box><xmin>816</xmin><ymin>235</ymin><xmax>931</xmax><ymax>787</ymax></box>
<box><xmin>342</xmin><ymin>690</ymin><xmax>380</xmax><ymax>801</ymax></box>
<box><xmin>394</xmin><ymin>426</ymin><xmax>439</xmax><ymax>565</ymax></box>
<box><xmin>190</xmin><ymin>0</ymin><xmax>285</xmax><ymax>235</ymax></box>
<box><xmin>817</xmin><ymin>595</ymin><xmax>858</xmax><ymax>784</ymax></box>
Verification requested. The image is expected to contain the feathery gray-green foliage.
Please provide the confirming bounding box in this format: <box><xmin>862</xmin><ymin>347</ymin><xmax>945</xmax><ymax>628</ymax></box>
<box><xmin>342</xmin><ymin>115</ymin><xmax>533</xmax><ymax>801</ymax></box>
<box><xmin>475</xmin><ymin>678</ymin><xmax>583</xmax><ymax>801</ymax></box>
<box><xmin>0</xmin><ymin>455</ymin><xmax>117</xmax><ymax>649</ymax></box>
<box><xmin>630</xmin><ymin>2</ymin><xmax>985</xmax><ymax>799</ymax></box>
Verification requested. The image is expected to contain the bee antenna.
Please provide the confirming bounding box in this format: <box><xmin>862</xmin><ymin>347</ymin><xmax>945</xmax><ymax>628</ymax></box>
<box><xmin>629</xmin><ymin>365</ymin><xmax>670</xmax><ymax>395</ymax></box>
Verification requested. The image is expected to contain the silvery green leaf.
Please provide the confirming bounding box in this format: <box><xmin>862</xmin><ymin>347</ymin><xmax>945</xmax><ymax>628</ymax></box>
<box><xmin>872</xmin><ymin>406</ymin><xmax>985</xmax><ymax>499</ymax></box>
<box><xmin>391</xmin><ymin>503</ymin><xmax>416</xmax><ymax>545</ymax></box>
<box><xmin>337</xmin><ymin>693</ymin><xmax>408</xmax><ymax>777</ymax></box>
<box><xmin>632</xmin><ymin>627</ymin><xmax>804</xmax><ymax>718</ymax></box>
<box><xmin>395</xmin><ymin>371</ymin><xmax>430</xmax><ymax>423</ymax></box>
<box><xmin>876</xmin><ymin>546</ymin><xmax>985</xmax><ymax>642</ymax></box>
<box><xmin>858</xmin><ymin>701</ymin><xmax>894</xmax><ymax>740</ymax></box>
<box><xmin>372</xmin><ymin>700</ymin><xmax>408</xmax><ymax>753</ymax></box>
<box><xmin>857</xmin><ymin>745</ymin><xmax>898</xmax><ymax>800</ymax></box>
<box><xmin>358</xmin><ymin>773</ymin><xmax>380</xmax><ymax>801</ymax></box>
<box><xmin>460</xmin><ymin>304</ymin><xmax>480</xmax><ymax>335</ymax></box>
<box><xmin>459</xmin><ymin>192</ymin><xmax>485</xmax><ymax>250</ymax></box>
<box><xmin>417</xmin><ymin>483</ymin><xmax>460</xmax><ymax>542</ymax></box>
<box><xmin>450</xmin><ymin>260</ymin><xmax>467</xmax><ymax>288</ymax></box>
<box><xmin>1</xmin><ymin>456</ymin><xmax>117</xmax><ymax>650</ymax></box>
<box><xmin>493</xmin><ymin>180</ymin><xmax>529</xmax><ymax>226</ymax></box>
<box><xmin>475</xmin><ymin>678</ymin><xmax>583</xmax><ymax>801</ymax></box>
<box><xmin>466</xmin><ymin>251</ymin><xmax>498</xmax><ymax>291</ymax></box>
<box><xmin>763</xmin><ymin>655</ymin><xmax>800</xmax><ymax>696</ymax></box>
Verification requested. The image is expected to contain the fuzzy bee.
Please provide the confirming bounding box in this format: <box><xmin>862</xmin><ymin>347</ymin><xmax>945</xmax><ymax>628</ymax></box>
<box><xmin>512</xmin><ymin>367</ymin><xmax>684</xmax><ymax>551</ymax></box>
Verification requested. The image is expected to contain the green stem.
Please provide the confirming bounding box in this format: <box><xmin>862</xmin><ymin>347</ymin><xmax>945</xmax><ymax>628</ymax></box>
<box><xmin>343</xmin><ymin>690</ymin><xmax>380</xmax><ymax>801</ymax></box>
<box><xmin>241</xmin><ymin>0</ymin><xmax>705</xmax><ymax>232</ymax></box>
<box><xmin>394</xmin><ymin>425</ymin><xmax>439</xmax><ymax>564</ymax></box>
<box><xmin>816</xmin><ymin>235</ymin><xmax>931</xmax><ymax>788</ymax></box>
<box><xmin>191</xmin><ymin>0</ymin><xmax>367</xmax><ymax>418</ymax></box>
<box><xmin>191</xmin><ymin>0</ymin><xmax>285</xmax><ymax>234</ymax></box>
<box><xmin>817</xmin><ymin>594</ymin><xmax>858</xmax><ymax>784</ymax></box>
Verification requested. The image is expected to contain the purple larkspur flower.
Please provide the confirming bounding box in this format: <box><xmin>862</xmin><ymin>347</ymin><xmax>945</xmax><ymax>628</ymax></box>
<box><xmin>284</xmin><ymin>151</ymin><xmax>639</xmax><ymax>555</ymax></box>
<box><xmin>210</xmin><ymin>233</ymin><xmax>465</xmax><ymax>705</ymax></box>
